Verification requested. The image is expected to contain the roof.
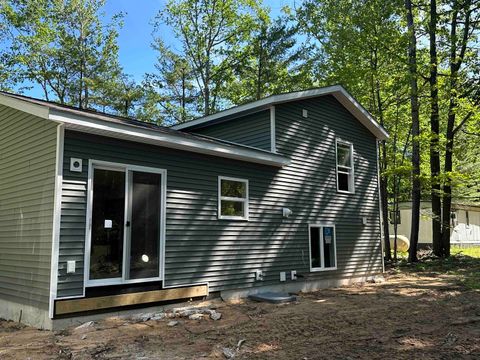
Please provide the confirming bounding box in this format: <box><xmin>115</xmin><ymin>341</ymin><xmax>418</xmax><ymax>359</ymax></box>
<box><xmin>171</xmin><ymin>85</ymin><xmax>389</xmax><ymax>140</ymax></box>
<box><xmin>0</xmin><ymin>91</ymin><xmax>289</xmax><ymax>167</ymax></box>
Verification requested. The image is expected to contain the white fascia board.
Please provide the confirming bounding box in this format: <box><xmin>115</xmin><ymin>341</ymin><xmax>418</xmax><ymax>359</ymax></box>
<box><xmin>0</xmin><ymin>93</ymin><xmax>50</xmax><ymax>119</ymax></box>
<box><xmin>49</xmin><ymin>110</ymin><xmax>290</xmax><ymax>167</ymax></box>
<box><xmin>172</xmin><ymin>85</ymin><xmax>389</xmax><ymax>141</ymax></box>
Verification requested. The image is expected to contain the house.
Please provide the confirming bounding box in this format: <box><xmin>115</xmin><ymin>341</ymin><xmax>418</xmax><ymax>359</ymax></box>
<box><xmin>0</xmin><ymin>85</ymin><xmax>389</xmax><ymax>329</ymax></box>
<box><xmin>389</xmin><ymin>201</ymin><xmax>480</xmax><ymax>247</ymax></box>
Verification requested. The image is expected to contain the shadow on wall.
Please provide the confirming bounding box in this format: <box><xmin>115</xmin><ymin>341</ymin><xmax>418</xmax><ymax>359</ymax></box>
<box><xmin>165</xmin><ymin>96</ymin><xmax>382</xmax><ymax>290</ymax></box>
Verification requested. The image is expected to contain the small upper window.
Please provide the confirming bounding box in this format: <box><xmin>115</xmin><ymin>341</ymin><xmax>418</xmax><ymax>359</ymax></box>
<box><xmin>336</xmin><ymin>140</ymin><xmax>354</xmax><ymax>193</ymax></box>
<box><xmin>218</xmin><ymin>176</ymin><xmax>249</xmax><ymax>220</ymax></box>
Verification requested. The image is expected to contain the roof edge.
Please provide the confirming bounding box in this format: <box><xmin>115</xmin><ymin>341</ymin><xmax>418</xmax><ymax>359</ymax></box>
<box><xmin>50</xmin><ymin>109</ymin><xmax>290</xmax><ymax>168</ymax></box>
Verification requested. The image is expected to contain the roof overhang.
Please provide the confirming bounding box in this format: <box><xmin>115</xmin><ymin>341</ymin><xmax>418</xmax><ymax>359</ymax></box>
<box><xmin>0</xmin><ymin>93</ymin><xmax>290</xmax><ymax>168</ymax></box>
<box><xmin>172</xmin><ymin>85</ymin><xmax>390</xmax><ymax>141</ymax></box>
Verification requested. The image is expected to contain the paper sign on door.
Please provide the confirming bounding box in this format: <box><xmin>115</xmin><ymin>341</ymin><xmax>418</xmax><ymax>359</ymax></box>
<box><xmin>324</xmin><ymin>227</ymin><xmax>333</xmax><ymax>244</ymax></box>
<box><xmin>104</xmin><ymin>219</ymin><xmax>113</xmax><ymax>229</ymax></box>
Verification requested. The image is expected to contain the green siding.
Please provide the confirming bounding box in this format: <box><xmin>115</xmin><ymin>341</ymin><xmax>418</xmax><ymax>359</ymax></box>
<box><xmin>0</xmin><ymin>105</ymin><xmax>57</xmax><ymax>309</ymax></box>
<box><xmin>57</xmin><ymin>95</ymin><xmax>382</xmax><ymax>297</ymax></box>
<box><xmin>192</xmin><ymin>110</ymin><xmax>271</xmax><ymax>151</ymax></box>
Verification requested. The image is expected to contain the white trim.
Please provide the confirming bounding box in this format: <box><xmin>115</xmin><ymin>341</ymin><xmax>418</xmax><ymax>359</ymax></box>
<box><xmin>308</xmin><ymin>223</ymin><xmax>338</xmax><ymax>272</ymax></box>
<box><xmin>0</xmin><ymin>92</ymin><xmax>289</xmax><ymax>167</ymax></box>
<box><xmin>49</xmin><ymin>111</ymin><xmax>289</xmax><ymax>168</ymax></box>
<box><xmin>335</xmin><ymin>139</ymin><xmax>355</xmax><ymax>194</ymax></box>
<box><xmin>171</xmin><ymin>85</ymin><xmax>389</xmax><ymax>140</ymax></box>
<box><xmin>84</xmin><ymin>160</ymin><xmax>167</xmax><ymax>288</ymax></box>
<box><xmin>218</xmin><ymin>176</ymin><xmax>249</xmax><ymax>221</ymax></box>
<box><xmin>376</xmin><ymin>141</ymin><xmax>385</xmax><ymax>273</ymax></box>
<box><xmin>48</xmin><ymin>124</ymin><xmax>65</xmax><ymax>319</ymax></box>
<box><xmin>0</xmin><ymin>93</ymin><xmax>50</xmax><ymax>119</ymax></box>
<box><xmin>270</xmin><ymin>106</ymin><xmax>276</xmax><ymax>153</ymax></box>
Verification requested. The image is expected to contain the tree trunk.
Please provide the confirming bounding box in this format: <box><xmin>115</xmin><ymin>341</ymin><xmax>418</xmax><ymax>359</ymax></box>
<box><xmin>429</xmin><ymin>0</ymin><xmax>443</xmax><ymax>256</ymax></box>
<box><xmin>381</xmin><ymin>142</ymin><xmax>391</xmax><ymax>261</ymax></box>
<box><xmin>405</xmin><ymin>0</ymin><xmax>420</xmax><ymax>263</ymax></box>
<box><xmin>442</xmin><ymin>0</ymin><xmax>471</xmax><ymax>258</ymax></box>
<box><xmin>374</xmin><ymin>75</ymin><xmax>391</xmax><ymax>262</ymax></box>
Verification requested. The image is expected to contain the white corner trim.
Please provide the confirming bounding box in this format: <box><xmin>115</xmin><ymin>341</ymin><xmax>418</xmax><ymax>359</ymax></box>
<box><xmin>49</xmin><ymin>111</ymin><xmax>289</xmax><ymax>168</ymax></box>
<box><xmin>49</xmin><ymin>123</ymin><xmax>65</xmax><ymax>319</ymax></box>
<box><xmin>270</xmin><ymin>106</ymin><xmax>276</xmax><ymax>153</ymax></box>
<box><xmin>171</xmin><ymin>85</ymin><xmax>389</xmax><ymax>140</ymax></box>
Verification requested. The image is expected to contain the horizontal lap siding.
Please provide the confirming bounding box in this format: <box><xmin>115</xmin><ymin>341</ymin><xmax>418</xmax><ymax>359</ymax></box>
<box><xmin>58</xmin><ymin>94</ymin><xmax>381</xmax><ymax>297</ymax></box>
<box><xmin>0</xmin><ymin>105</ymin><xmax>57</xmax><ymax>309</ymax></box>
<box><xmin>274</xmin><ymin>95</ymin><xmax>383</xmax><ymax>281</ymax></box>
<box><xmin>193</xmin><ymin>110</ymin><xmax>271</xmax><ymax>151</ymax></box>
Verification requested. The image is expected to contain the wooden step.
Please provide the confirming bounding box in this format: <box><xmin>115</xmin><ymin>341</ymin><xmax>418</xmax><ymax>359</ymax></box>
<box><xmin>55</xmin><ymin>284</ymin><xmax>208</xmax><ymax>316</ymax></box>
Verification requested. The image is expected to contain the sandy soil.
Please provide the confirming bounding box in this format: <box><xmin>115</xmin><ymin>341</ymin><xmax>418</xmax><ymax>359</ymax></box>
<box><xmin>1</xmin><ymin>269</ymin><xmax>479</xmax><ymax>359</ymax></box>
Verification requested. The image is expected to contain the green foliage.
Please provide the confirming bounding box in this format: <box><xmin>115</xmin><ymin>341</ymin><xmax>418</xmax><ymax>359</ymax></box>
<box><xmin>1</xmin><ymin>0</ymin><xmax>124</xmax><ymax>110</ymax></box>
<box><xmin>154</xmin><ymin>0</ymin><xmax>265</xmax><ymax>116</ymax></box>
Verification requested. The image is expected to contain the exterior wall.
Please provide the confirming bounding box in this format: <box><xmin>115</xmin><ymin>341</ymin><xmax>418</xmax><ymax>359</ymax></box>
<box><xmin>57</xmin><ymin>94</ymin><xmax>382</xmax><ymax>299</ymax></box>
<box><xmin>390</xmin><ymin>203</ymin><xmax>480</xmax><ymax>245</ymax></box>
<box><xmin>0</xmin><ymin>104</ymin><xmax>57</xmax><ymax>311</ymax></box>
<box><xmin>192</xmin><ymin>110</ymin><xmax>271</xmax><ymax>151</ymax></box>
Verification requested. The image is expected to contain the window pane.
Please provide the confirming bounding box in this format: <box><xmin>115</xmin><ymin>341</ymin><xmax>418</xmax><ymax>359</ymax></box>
<box><xmin>338</xmin><ymin>172</ymin><xmax>350</xmax><ymax>191</ymax></box>
<box><xmin>221</xmin><ymin>200</ymin><xmax>244</xmax><ymax>217</ymax></box>
<box><xmin>129</xmin><ymin>171</ymin><xmax>161</xmax><ymax>280</ymax></box>
<box><xmin>337</xmin><ymin>144</ymin><xmax>351</xmax><ymax>167</ymax></box>
<box><xmin>310</xmin><ymin>226</ymin><xmax>321</xmax><ymax>268</ymax></box>
<box><xmin>90</xmin><ymin>169</ymin><xmax>125</xmax><ymax>280</ymax></box>
<box><xmin>323</xmin><ymin>227</ymin><xmax>335</xmax><ymax>268</ymax></box>
<box><xmin>221</xmin><ymin>179</ymin><xmax>246</xmax><ymax>198</ymax></box>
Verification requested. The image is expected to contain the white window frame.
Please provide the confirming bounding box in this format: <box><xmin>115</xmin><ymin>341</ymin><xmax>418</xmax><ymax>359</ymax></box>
<box><xmin>84</xmin><ymin>160</ymin><xmax>167</xmax><ymax>288</ymax></box>
<box><xmin>335</xmin><ymin>139</ymin><xmax>355</xmax><ymax>194</ymax></box>
<box><xmin>308</xmin><ymin>223</ymin><xmax>337</xmax><ymax>272</ymax></box>
<box><xmin>218</xmin><ymin>176</ymin><xmax>249</xmax><ymax>220</ymax></box>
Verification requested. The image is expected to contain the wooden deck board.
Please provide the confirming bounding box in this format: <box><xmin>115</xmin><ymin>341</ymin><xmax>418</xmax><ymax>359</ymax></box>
<box><xmin>55</xmin><ymin>285</ymin><xmax>208</xmax><ymax>315</ymax></box>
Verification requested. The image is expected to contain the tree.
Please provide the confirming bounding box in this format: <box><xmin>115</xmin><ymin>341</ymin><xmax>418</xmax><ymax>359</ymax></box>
<box><xmin>440</xmin><ymin>0</ymin><xmax>479</xmax><ymax>257</ymax></box>
<box><xmin>145</xmin><ymin>39</ymin><xmax>198</xmax><ymax>123</ymax></box>
<box><xmin>405</xmin><ymin>0</ymin><xmax>421</xmax><ymax>262</ymax></box>
<box><xmin>428</xmin><ymin>0</ymin><xmax>443</xmax><ymax>256</ymax></box>
<box><xmin>1</xmin><ymin>0</ymin><xmax>123</xmax><ymax>109</ymax></box>
<box><xmin>156</xmin><ymin>0</ymin><xmax>264</xmax><ymax>116</ymax></box>
<box><xmin>222</xmin><ymin>15</ymin><xmax>313</xmax><ymax>104</ymax></box>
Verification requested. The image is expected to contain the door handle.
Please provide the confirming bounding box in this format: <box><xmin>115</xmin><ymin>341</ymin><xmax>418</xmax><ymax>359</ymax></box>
<box><xmin>126</xmin><ymin>221</ymin><xmax>131</xmax><ymax>227</ymax></box>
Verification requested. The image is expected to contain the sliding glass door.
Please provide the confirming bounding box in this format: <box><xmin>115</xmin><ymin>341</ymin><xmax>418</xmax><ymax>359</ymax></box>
<box><xmin>87</xmin><ymin>162</ymin><xmax>165</xmax><ymax>286</ymax></box>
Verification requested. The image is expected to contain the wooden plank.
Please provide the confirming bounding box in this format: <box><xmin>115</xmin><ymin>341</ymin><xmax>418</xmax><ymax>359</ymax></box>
<box><xmin>55</xmin><ymin>285</ymin><xmax>208</xmax><ymax>315</ymax></box>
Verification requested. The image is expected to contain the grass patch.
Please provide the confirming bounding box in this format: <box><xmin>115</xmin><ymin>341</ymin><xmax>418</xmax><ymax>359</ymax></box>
<box><xmin>391</xmin><ymin>246</ymin><xmax>480</xmax><ymax>290</ymax></box>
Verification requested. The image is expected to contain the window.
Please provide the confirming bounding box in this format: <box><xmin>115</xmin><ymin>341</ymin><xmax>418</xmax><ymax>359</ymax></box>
<box><xmin>309</xmin><ymin>224</ymin><xmax>336</xmax><ymax>271</ymax></box>
<box><xmin>218</xmin><ymin>176</ymin><xmax>249</xmax><ymax>220</ymax></box>
<box><xmin>336</xmin><ymin>140</ymin><xmax>354</xmax><ymax>193</ymax></box>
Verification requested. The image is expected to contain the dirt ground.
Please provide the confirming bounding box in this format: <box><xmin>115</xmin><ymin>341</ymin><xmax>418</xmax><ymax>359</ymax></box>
<box><xmin>1</xmin><ymin>266</ymin><xmax>479</xmax><ymax>359</ymax></box>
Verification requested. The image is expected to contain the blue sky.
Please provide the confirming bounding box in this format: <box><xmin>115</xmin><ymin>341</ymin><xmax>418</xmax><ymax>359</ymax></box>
<box><xmin>102</xmin><ymin>0</ymin><xmax>297</xmax><ymax>84</ymax></box>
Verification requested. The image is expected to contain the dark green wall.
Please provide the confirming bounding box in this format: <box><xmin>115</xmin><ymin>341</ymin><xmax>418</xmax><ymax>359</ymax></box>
<box><xmin>192</xmin><ymin>110</ymin><xmax>271</xmax><ymax>151</ymax></box>
<box><xmin>57</xmin><ymin>95</ymin><xmax>382</xmax><ymax>298</ymax></box>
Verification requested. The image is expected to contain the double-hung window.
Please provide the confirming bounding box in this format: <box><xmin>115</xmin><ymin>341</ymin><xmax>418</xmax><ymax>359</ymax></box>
<box><xmin>218</xmin><ymin>176</ymin><xmax>249</xmax><ymax>220</ymax></box>
<box><xmin>336</xmin><ymin>140</ymin><xmax>354</xmax><ymax>193</ymax></box>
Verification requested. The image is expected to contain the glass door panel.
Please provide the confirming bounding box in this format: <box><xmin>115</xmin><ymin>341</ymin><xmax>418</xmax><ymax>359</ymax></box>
<box><xmin>127</xmin><ymin>171</ymin><xmax>161</xmax><ymax>280</ymax></box>
<box><xmin>90</xmin><ymin>168</ymin><xmax>125</xmax><ymax>280</ymax></box>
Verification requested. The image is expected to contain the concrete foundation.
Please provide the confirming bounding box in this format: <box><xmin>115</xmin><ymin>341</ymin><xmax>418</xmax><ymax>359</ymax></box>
<box><xmin>220</xmin><ymin>275</ymin><xmax>373</xmax><ymax>300</ymax></box>
<box><xmin>0</xmin><ymin>298</ymin><xmax>52</xmax><ymax>329</ymax></box>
